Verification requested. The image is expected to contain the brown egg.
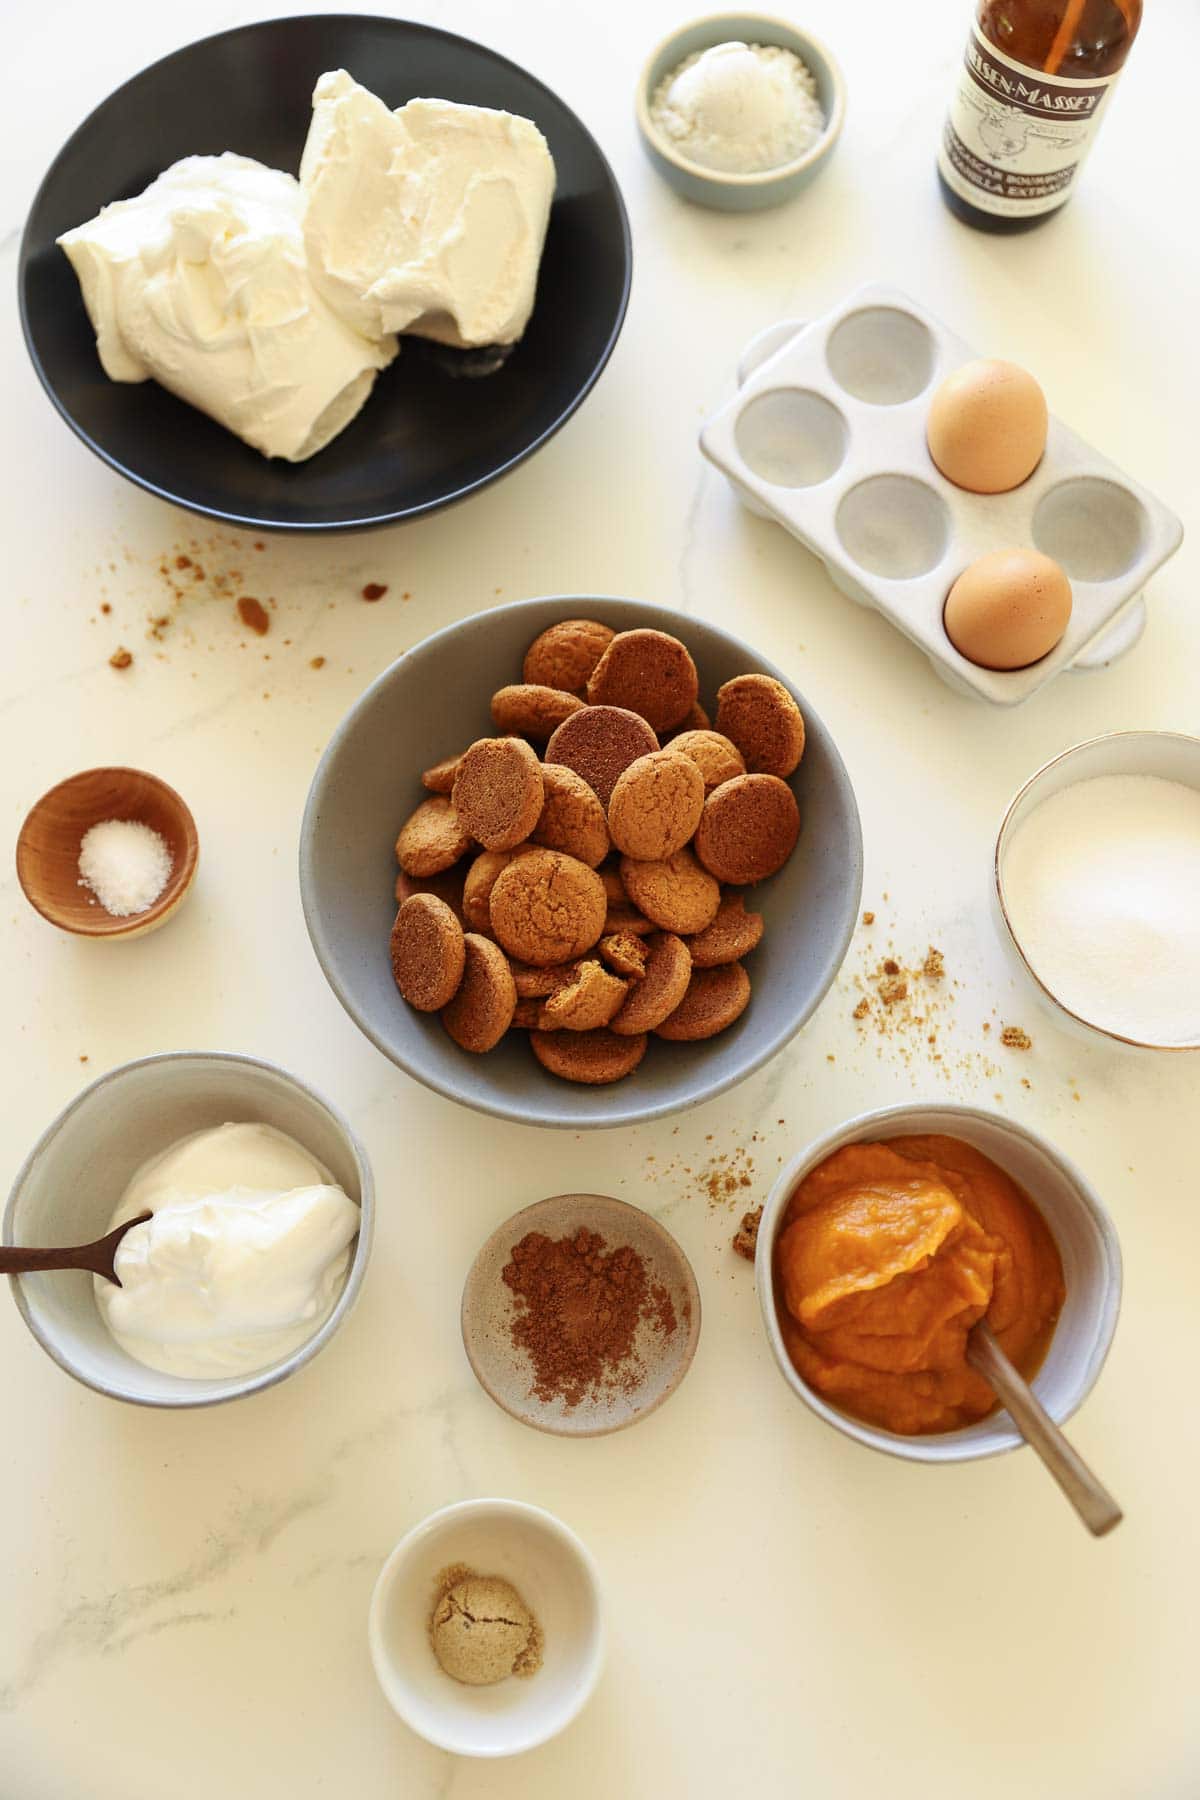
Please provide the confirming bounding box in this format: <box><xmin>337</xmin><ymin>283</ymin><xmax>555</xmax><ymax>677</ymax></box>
<box><xmin>927</xmin><ymin>359</ymin><xmax>1048</xmax><ymax>494</ymax></box>
<box><xmin>944</xmin><ymin>549</ymin><xmax>1072</xmax><ymax>670</ymax></box>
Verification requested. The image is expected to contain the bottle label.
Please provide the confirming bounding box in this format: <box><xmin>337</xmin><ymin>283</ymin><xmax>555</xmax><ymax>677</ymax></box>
<box><xmin>939</xmin><ymin>25</ymin><xmax>1120</xmax><ymax>217</ymax></box>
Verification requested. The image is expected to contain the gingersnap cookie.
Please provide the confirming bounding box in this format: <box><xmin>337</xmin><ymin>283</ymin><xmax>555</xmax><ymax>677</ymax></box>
<box><xmin>395</xmin><ymin>795</ymin><xmax>472</xmax><ymax>877</ymax></box>
<box><xmin>611</xmin><ymin>933</ymin><xmax>692</xmax><ymax>1035</ymax></box>
<box><xmin>686</xmin><ymin>893</ymin><xmax>765</xmax><ymax>967</ymax></box>
<box><xmin>490</xmin><ymin>684</ymin><xmax>585</xmax><ymax>740</ymax></box>
<box><xmin>586</xmin><ymin>629</ymin><xmax>699</xmax><ymax>734</ymax></box>
<box><xmin>441</xmin><ymin>934</ymin><xmax>517</xmax><ymax>1053</ymax></box>
<box><xmin>489</xmin><ymin>848</ymin><xmax>607</xmax><ymax>966</ymax></box>
<box><xmin>598</xmin><ymin>933</ymin><xmax>649</xmax><ymax>979</ymax></box>
<box><xmin>607</xmin><ymin>749</ymin><xmax>705</xmax><ymax>862</ymax></box>
<box><xmin>511</xmin><ymin>997</ymin><xmax>546</xmax><ymax>1029</ymax></box>
<box><xmin>390</xmin><ymin>894</ymin><xmax>466</xmax><ymax>1012</ymax></box>
<box><xmin>655</xmin><ymin>962</ymin><xmax>752</xmax><ymax>1041</ymax></box>
<box><xmin>510</xmin><ymin>960</ymin><xmax>577</xmax><ymax>998</ymax></box>
<box><xmin>463</xmin><ymin>846</ymin><xmax>528</xmax><ymax>931</ymax></box>
<box><xmin>538</xmin><ymin>960</ymin><xmax>628</xmax><ymax>1031</ymax></box>
<box><xmin>620</xmin><ymin>848</ymin><xmax>721</xmax><ymax>935</ymax></box>
<box><xmin>545</xmin><ymin>705</ymin><xmax>658</xmax><ymax>807</ymax></box>
<box><xmin>530</xmin><ymin>762</ymin><xmax>610</xmax><ymax>867</ymax></box>
<box><xmin>421</xmin><ymin>753</ymin><xmax>462</xmax><ymax>794</ymax></box>
<box><xmin>668</xmin><ymin>730</ymin><xmax>746</xmax><ymax>794</ymax></box>
<box><xmin>395</xmin><ymin>866</ymin><xmax>466</xmax><ymax>923</ymax></box>
<box><xmin>522</xmin><ymin>618</ymin><xmax>614</xmax><ymax>694</ymax></box>
<box><xmin>694</xmin><ymin>774</ymin><xmax>800</xmax><ymax>884</ymax></box>
<box><xmin>530</xmin><ymin>1027</ymin><xmax>648</xmax><ymax>1085</ymax></box>
<box><xmin>665</xmin><ymin>699</ymin><xmax>711</xmax><ymax>738</ymax></box>
<box><xmin>451</xmin><ymin>737</ymin><xmax>545</xmax><ymax>852</ymax></box>
<box><xmin>714</xmin><ymin>674</ymin><xmax>806</xmax><ymax>777</ymax></box>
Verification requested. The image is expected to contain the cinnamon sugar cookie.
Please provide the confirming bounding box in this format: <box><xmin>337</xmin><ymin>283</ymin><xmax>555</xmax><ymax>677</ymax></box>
<box><xmin>490</xmin><ymin>684</ymin><xmax>585</xmax><ymax>740</ymax></box>
<box><xmin>655</xmin><ymin>962</ymin><xmax>751</xmax><ymax>1040</ymax></box>
<box><xmin>686</xmin><ymin>893</ymin><xmax>764</xmax><ymax>967</ymax></box>
<box><xmin>620</xmin><ymin>848</ymin><xmax>720</xmax><ymax>935</ymax></box>
<box><xmin>441</xmin><ymin>934</ymin><xmax>517</xmax><ymax>1052</ymax></box>
<box><xmin>531</xmin><ymin>763</ymin><xmax>610</xmax><ymax>867</ymax></box>
<box><xmin>668</xmin><ymin>730</ymin><xmax>746</xmax><ymax>794</ymax></box>
<box><xmin>694</xmin><ymin>774</ymin><xmax>800</xmax><ymax>884</ymax></box>
<box><xmin>715</xmin><ymin>674</ymin><xmax>806</xmax><ymax>777</ymax></box>
<box><xmin>452</xmin><ymin>737</ymin><xmax>545</xmax><ymax>852</ymax></box>
<box><xmin>607</xmin><ymin>750</ymin><xmax>705</xmax><ymax>861</ymax></box>
<box><xmin>538</xmin><ymin>960</ymin><xmax>627</xmax><ymax>1031</ymax></box>
<box><xmin>421</xmin><ymin>753</ymin><xmax>462</xmax><ymax>794</ymax></box>
<box><xmin>611</xmin><ymin>933</ymin><xmax>692</xmax><ymax>1035</ymax></box>
<box><xmin>489</xmin><ymin>848</ymin><xmax>607</xmax><ymax>966</ymax></box>
<box><xmin>523</xmin><ymin>618</ymin><xmax>614</xmax><ymax>694</ymax></box>
<box><xmin>530</xmin><ymin>1027</ymin><xmax>648</xmax><ymax>1085</ymax></box>
<box><xmin>395</xmin><ymin>796</ymin><xmax>472</xmax><ymax>877</ymax></box>
<box><xmin>545</xmin><ymin>705</ymin><xmax>658</xmax><ymax>807</ymax></box>
<box><xmin>463</xmin><ymin>846</ymin><xmax>528</xmax><ymax>931</ymax></box>
<box><xmin>586</xmin><ymin>629</ymin><xmax>699</xmax><ymax>734</ymax></box>
<box><xmin>390</xmin><ymin>895</ymin><xmax>466</xmax><ymax>1012</ymax></box>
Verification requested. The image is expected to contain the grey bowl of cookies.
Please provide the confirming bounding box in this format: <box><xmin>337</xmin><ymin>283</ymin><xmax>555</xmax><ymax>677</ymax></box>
<box><xmin>300</xmin><ymin>597</ymin><xmax>863</xmax><ymax>1128</ymax></box>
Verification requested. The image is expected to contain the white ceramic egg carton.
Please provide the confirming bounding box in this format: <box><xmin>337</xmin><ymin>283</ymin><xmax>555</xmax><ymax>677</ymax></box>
<box><xmin>699</xmin><ymin>282</ymin><xmax>1184</xmax><ymax>706</ymax></box>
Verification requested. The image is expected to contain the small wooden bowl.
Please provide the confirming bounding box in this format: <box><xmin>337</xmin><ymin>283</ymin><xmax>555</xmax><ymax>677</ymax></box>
<box><xmin>461</xmin><ymin>1193</ymin><xmax>701</xmax><ymax>1438</ymax></box>
<box><xmin>16</xmin><ymin>767</ymin><xmax>199</xmax><ymax>940</ymax></box>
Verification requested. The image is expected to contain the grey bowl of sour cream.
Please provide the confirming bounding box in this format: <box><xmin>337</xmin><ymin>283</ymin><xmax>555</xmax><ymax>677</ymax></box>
<box><xmin>3</xmin><ymin>1052</ymin><xmax>373</xmax><ymax>1407</ymax></box>
<box><xmin>635</xmin><ymin>15</ymin><xmax>846</xmax><ymax>211</ymax></box>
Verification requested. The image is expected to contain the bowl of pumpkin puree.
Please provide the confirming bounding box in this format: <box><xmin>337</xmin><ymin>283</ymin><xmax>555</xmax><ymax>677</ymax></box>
<box><xmin>757</xmin><ymin>1104</ymin><xmax>1121</xmax><ymax>1463</ymax></box>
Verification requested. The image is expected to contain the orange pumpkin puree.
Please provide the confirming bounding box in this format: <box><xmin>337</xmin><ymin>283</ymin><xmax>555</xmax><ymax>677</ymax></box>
<box><xmin>775</xmin><ymin>1135</ymin><xmax>1064</xmax><ymax>1435</ymax></box>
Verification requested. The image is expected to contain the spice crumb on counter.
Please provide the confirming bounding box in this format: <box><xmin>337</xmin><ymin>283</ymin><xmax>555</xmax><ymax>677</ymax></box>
<box><xmin>732</xmin><ymin>1207</ymin><xmax>762</xmax><ymax>1261</ymax></box>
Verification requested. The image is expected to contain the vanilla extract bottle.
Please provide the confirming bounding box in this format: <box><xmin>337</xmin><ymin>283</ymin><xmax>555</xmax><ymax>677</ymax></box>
<box><xmin>938</xmin><ymin>0</ymin><xmax>1143</xmax><ymax>232</ymax></box>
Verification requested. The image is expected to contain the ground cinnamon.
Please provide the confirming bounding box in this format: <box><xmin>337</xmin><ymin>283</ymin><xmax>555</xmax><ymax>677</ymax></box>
<box><xmin>501</xmin><ymin>1228</ymin><xmax>674</xmax><ymax>1407</ymax></box>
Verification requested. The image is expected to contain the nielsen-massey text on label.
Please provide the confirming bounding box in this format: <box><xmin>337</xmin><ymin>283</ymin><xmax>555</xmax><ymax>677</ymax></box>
<box><xmin>939</xmin><ymin>27</ymin><xmax>1121</xmax><ymax>219</ymax></box>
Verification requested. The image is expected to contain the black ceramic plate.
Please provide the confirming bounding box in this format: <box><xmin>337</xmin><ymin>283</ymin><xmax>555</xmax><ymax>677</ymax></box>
<box><xmin>19</xmin><ymin>14</ymin><xmax>632</xmax><ymax>533</ymax></box>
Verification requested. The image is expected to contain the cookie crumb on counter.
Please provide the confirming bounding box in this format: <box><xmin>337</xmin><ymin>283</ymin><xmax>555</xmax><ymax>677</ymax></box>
<box><xmin>1001</xmin><ymin>1025</ymin><xmax>1032</xmax><ymax>1049</ymax></box>
<box><xmin>310</xmin><ymin>656</ymin><xmax>326</xmax><ymax>670</ymax></box>
<box><xmin>362</xmin><ymin>582</ymin><xmax>388</xmax><ymax>602</ymax></box>
<box><xmin>732</xmin><ymin>1207</ymin><xmax>762</xmax><ymax>1261</ymax></box>
<box><xmin>109</xmin><ymin>647</ymin><xmax>133</xmax><ymax>670</ymax></box>
<box><xmin>862</xmin><ymin>910</ymin><xmax>875</xmax><ymax>925</ymax></box>
<box><xmin>237</xmin><ymin>596</ymin><xmax>270</xmax><ymax>636</ymax></box>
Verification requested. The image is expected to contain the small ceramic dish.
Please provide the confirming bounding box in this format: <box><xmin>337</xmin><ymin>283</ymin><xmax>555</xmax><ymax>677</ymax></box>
<box><xmin>995</xmin><ymin>730</ymin><xmax>1200</xmax><ymax>1052</ymax></box>
<box><xmin>3</xmin><ymin>1051</ymin><xmax>373</xmax><ymax>1407</ymax></box>
<box><xmin>461</xmin><ymin>1193</ymin><xmax>701</xmax><ymax>1437</ymax></box>
<box><xmin>635</xmin><ymin>13</ymin><xmax>845</xmax><ymax>211</ymax></box>
<box><xmin>16</xmin><ymin>766</ymin><xmax>198</xmax><ymax>939</ymax></box>
<box><xmin>368</xmin><ymin>1498</ymin><xmax>604</xmax><ymax>1757</ymax></box>
<box><xmin>757</xmin><ymin>1103</ymin><xmax>1121</xmax><ymax>1465</ymax></box>
<box><xmin>300</xmin><ymin>594</ymin><xmax>863</xmax><ymax>1131</ymax></box>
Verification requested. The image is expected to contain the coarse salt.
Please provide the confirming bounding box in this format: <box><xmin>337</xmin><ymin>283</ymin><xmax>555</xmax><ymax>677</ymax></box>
<box><xmin>77</xmin><ymin>818</ymin><xmax>173</xmax><ymax>918</ymax></box>
<box><xmin>1002</xmin><ymin>774</ymin><xmax>1200</xmax><ymax>1046</ymax></box>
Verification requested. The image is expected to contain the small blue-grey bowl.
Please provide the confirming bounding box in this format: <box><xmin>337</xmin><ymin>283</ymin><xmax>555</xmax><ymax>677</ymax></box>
<box><xmin>635</xmin><ymin>13</ymin><xmax>845</xmax><ymax>212</ymax></box>
<box><xmin>299</xmin><ymin>595</ymin><xmax>863</xmax><ymax>1131</ymax></box>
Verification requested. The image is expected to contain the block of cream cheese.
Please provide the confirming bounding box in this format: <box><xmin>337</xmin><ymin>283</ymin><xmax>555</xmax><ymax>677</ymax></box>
<box><xmin>58</xmin><ymin>153</ymin><xmax>398</xmax><ymax>461</ymax></box>
<box><xmin>300</xmin><ymin>69</ymin><xmax>556</xmax><ymax>349</ymax></box>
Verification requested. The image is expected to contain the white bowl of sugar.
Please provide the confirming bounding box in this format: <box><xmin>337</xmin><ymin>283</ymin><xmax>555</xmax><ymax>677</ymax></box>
<box><xmin>995</xmin><ymin>731</ymin><xmax>1200</xmax><ymax>1052</ymax></box>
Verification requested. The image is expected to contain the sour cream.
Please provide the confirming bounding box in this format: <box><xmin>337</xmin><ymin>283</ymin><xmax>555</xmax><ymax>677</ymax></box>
<box><xmin>95</xmin><ymin>1122</ymin><xmax>360</xmax><ymax>1379</ymax></box>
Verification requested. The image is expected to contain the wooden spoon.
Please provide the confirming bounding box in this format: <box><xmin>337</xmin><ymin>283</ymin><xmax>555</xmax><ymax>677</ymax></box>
<box><xmin>0</xmin><ymin>1213</ymin><xmax>152</xmax><ymax>1286</ymax></box>
<box><xmin>967</xmin><ymin>1320</ymin><xmax>1122</xmax><ymax>1538</ymax></box>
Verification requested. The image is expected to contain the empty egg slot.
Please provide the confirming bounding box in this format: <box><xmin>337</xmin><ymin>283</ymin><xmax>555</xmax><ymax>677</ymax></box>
<box><xmin>733</xmin><ymin>389</ymin><xmax>848</xmax><ymax>489</ymax></box>
<box><xmin>834</xmin><ymin>475</ymin><xmax>950</xmax><ymax>579</ymax></box>
<box><xmin>825</xmin><ymin>307</ymin><xmax>936</xmax><ymax>406</ymax></box>
<box><xmin>1032</xmin><ymin>478</ymin><xmax>1149</xmax><ymax>583</ymax></box>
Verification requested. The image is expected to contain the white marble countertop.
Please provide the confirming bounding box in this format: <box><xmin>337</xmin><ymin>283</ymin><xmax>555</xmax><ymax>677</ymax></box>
<box><xmin>4</xmin><ymin>2</ymin><xmax>1199</xmax><ymax>1794</ymax></box>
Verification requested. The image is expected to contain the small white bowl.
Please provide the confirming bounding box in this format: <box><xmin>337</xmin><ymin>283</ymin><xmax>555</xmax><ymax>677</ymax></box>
<box><xmin>995</xmin><ymin>730</ymin><xmax>1200</xmax><ymax>1053</ymax></box>
<box><xmin>635</xmin><ymin>13</ymin><xmax>846</xmax><ymax>212</ymax></box>
<box><xmin>757</xmin><ymin>1103</ymin><xmax>1121</xmax><ymax>1464</ymax></box>
<box><xmin>3</xmin><ymin>1052</ymin><xmax>373</xmax><ymax>1408</ymax></box>
<box><xmin>368</xmin><ymin>1499</ymin><xmax>604</xmax><ymax>1757</ymax></box>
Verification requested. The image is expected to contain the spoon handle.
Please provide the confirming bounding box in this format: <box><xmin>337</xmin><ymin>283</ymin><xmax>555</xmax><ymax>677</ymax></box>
<box><xmin>967</xmin><ymin>1321</ymin><xmax>1122</xmax><ymax>1538</ymax></box>
<box><xmin>0</xmin><ymin>1214</ymin><xmax>151</xmax><ymax>1283</ymax></box>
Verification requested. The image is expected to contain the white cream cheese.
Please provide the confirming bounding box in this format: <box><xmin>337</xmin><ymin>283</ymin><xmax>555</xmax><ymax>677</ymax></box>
<box><xmin>300</xmin><ymin>70</ymin><xmax>555</xmax><ymax>349</ymax></box>
<box><xmin>95</xmin><ymin>1122</ymin><xmax>361</xmax><ymax>1379</ymax></box>
<box><xmin>58</xmin><ymin>153</ymin><xmax>397</xmax><ymax>461</ymax></box>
